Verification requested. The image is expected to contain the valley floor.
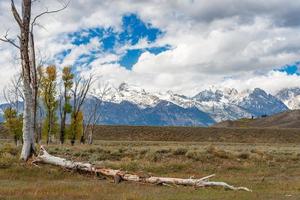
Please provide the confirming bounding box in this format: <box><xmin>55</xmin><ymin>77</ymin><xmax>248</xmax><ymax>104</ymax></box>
<box><xmin>0</xmin><ymin>141</ymin><xmax>300</xmax><ymax>200</ymax></box>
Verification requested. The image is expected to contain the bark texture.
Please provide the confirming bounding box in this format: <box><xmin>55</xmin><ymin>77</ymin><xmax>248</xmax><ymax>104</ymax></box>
<box><xmin>16</xmin><ymin>0</ymin><xmax>36</xmax><ymax>160</ymax></box>
<box><xmin>34</xmin><ymin>146</ymin><xmax>251</xmax><ymax>192</ymax></box>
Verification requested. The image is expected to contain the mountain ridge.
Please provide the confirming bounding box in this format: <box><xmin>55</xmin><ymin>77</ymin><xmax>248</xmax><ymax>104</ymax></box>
<box><xmin>1</xmin><ymin>83</ymin><xmax>299</xmax><ymax>127</ymax></box>
<box><xmin>84</xmin><ymin>83</ymin><xmax>295</xmax><ymax>126</ymax></box>
<box><xmin>213</xmin><ymin>109</ymin><xmax>300</xmax><ymax>129</ymax></box>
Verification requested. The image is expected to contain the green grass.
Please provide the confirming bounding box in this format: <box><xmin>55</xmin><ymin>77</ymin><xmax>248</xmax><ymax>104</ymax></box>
<box><xmin>0</xmin><ymin>141</ymin><xmax>300</xmax><ymax>199</ymax></box>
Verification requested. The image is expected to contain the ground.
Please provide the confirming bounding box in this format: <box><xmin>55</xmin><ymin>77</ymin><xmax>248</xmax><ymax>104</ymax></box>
<box><xmin>0</xmin><ymin>140</ymin><xmax>300</xmax><ymax>200</ymax></box>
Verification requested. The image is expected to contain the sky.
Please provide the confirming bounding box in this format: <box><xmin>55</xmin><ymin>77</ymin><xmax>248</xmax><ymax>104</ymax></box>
<box><xmin>0</xmin><ymin>0</ymin><xmax>300</xmax><ymax>100</ymax></box>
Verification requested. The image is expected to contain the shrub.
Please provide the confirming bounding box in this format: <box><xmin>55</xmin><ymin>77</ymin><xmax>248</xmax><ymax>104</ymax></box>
<box><xmin>173</xmin><ymin>148</ymin><xmax>188</xmax><ymax>155</ymax></box>
<box><xmin>155</xmin><ymin>149</ymin><xmax>171</xmax><ymax>154</ymax></box>
<box><xmin>206</xmin><ymin>145</ymin><xmax>232</xmax><ymax>159</ymax></box>
<box><xmin>145</xmin><ymin>151</ymin><xmax>163</xmax><ymax>162</ymax></box>
<box><xmin>0</xmin><ymin>143</ymin><xmax>19</xmax><ymax>156</ymax></box>
<box><xmin>139</xmin><ymin>149</ymin><xmax>149</xmax><ymax>155</ymax></box>
<box><xmin>120</xmin><ymin>161</ymin><xmax>139</xmax><ymax>171</ymax></box>
<box><xmin>238</xmin><ymin>153</ymin><xmax>250</xmax><ymax>159</ymax></box>
<box><xmin>250</xmin><ymin>149</ymin><xmax>265</xmax><ymax>156</ymax></box>
<box><xmin>185</xmin><ymin>150</ymin><xmax>203</xmax><ymax>161</ymax></box>
<box><xmin>0</xmin><ymin>153</ymin><xmax>16</xmax><ymax>169</ymax></box>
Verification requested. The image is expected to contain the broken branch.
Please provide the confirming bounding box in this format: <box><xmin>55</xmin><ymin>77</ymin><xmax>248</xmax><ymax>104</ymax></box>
<box><xmin>0</xmin><ymin>30</ymin><xmax>20</xmax><ymax>49</ymax></box>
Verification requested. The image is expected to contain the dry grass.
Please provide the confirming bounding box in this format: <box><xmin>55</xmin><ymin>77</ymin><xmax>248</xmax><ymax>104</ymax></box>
<box><xmin>0</xmin><ymin>141</ymin><xmax>300</xmax><ymax>200</ymax></box>
<box><xmin>3</xmin><ymin>124</ymin><xmax>300</xmax><ymax>143</ymax></box>
<box><xmin>89</xmin><ymin>125</ymin><xmax>300</xmax><ymax>143</ymax></box>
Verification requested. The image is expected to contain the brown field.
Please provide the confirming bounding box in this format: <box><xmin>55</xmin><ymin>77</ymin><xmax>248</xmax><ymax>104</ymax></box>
<box><xmin>92</xmin><ymin>125</ymin><xmax>300</xmax><ymax>143</ymax></box>
<box><xmin>2</xmin><ymin>124</ymin><xmax>300</xmax><ymax>143</ymax></box>
<box><xmin>0</xmin><ymin>126</ymin><xmax>300</xmax><ymax>199</ymax></box>
<box><xmin>214</xmin><ymin>110</ymin><xmax>300</xmax><ymax>129</ymax></box>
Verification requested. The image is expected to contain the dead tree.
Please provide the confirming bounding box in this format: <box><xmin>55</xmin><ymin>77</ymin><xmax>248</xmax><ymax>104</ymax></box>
<box><xmin>2</xmin><ymin>73</ymin><xmax>24</xmax><ymax>113</ymax></box>
<box><xmin>2</xmin><ymin>74</ymin><xmax>24</xmax><ymax>146</ymax></box>
<box><xmin>0</xmin><ymin>0</ymin><xmax>68</xmax><ymax>160</ymax></box>
<box><xmin>34</xmin><ymin>146</ymin><xmax>251</xmax><ymax>192</ymax></box>
<box><xmin>7</xmin><ymin>0</ymin><xmax>37</xmax><ymax>160</ymax></box>
<box><xmin>70</xmin><ymin>75</ymin><xmax>94</xmax><ymax>145</ymax></box>
<box><xmin>83</xmin><ymin>82</ymin><xmax>111</xmax><ymax>145</ymax></box>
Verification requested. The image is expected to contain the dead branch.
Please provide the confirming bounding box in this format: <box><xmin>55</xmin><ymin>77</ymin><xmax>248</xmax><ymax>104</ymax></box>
<box><xmin>11</xmin><ymin>0</ymin><xmax>22</xmax><ymax>28</ymax></box>
<box><xmin>2</xmin><ymin>73</ymin><xmax>24</xmax><ymax>113</ymax></box>
<box><xmin>0</xmin><ymin>30</ymin><xmax>20</xmax><ymax>49</ymax></box>
<box><xmin>31</xmin><ymin>0</ymin><xmax>70</xmax><ymax>32</ymax></box>
<box><xmin>83</xmin><ymin>82</ymin><xmax>111</xmax><ymax>144</ymax></box>
<box><xmin>34</xmin><ymin>146</ymin><xmax>252</xmax><ymax>192</ymax></box>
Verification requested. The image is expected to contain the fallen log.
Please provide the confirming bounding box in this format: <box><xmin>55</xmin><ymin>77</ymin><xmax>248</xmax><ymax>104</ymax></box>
<box><xmin>33</xmin><ymin>146</ymin><xmax>251</xmax><ymax>192</ymax></box>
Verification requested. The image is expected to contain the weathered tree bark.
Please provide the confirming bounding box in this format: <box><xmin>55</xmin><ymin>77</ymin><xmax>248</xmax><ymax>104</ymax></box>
<box><xmin>17</xmin><ymin>0</ymin><xmax>36</xmax><ymax>160</ymax></box>
<box><xmin>2</xmin><ymin>0</ymin><xmax>69</xmax><ymax>160</ymax></box>
<box><xmin>34</xmin><ymin>146</ymin><xmax>251</xmax><ymax>192</ymax></box>
<box><xmin>21</xmin><ymin>72</ymin><xmax>35</xmax><ymax>160</ymax></box>
<box><xmin>29</xmin><ymin>31</ymin><xmax>38</xmax><ymax>145</ymax></box>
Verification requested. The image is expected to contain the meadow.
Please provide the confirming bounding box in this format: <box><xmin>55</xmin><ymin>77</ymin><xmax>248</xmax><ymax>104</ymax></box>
<box><xmin>0</xmin><ymin>138</ymin><xmax>300</xmax><ymax>200</ymax></box>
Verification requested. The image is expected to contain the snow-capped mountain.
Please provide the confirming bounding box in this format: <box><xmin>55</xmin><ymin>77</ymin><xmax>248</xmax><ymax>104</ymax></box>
<box><xmin>104</xmin><ymin>83</ymin><xmax>160</xmax><ymax>108</ymax></box>
<box><xmin>238</xmin><ymin>88</ymin><xmax>288</xmax><ymax>116</ymax></box>
<box><xmin>97</xmin><ymin>83</ymin><xmax>289</xmax><ymax>124</ymax></box>
<box><xmin>275</xmin><ymin>87</ymin><xmax>300</xmax><ymax>110</ymax></box>
<box><xmin>192</xmin><ymin>87</ymin><xmax>252</xmax><ymax>122</ymax></box>
<box><xmin>0</xmin><ymin>83</ymin><xmax>295</xmax><ymax>127</ymax></box>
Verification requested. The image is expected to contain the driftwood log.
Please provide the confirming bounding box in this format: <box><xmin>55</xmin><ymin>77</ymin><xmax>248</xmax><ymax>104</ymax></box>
<box><xmin>34</xmin><ymin>146</ymin><xmax>251</xmax><ymax>192</ymax></box>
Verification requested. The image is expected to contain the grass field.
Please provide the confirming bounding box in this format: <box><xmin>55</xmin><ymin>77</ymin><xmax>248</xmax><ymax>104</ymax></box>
<box><xmin>1</xmin><ymin>139</ymin><xmax>300</xmax><ymax>200</ymax></box>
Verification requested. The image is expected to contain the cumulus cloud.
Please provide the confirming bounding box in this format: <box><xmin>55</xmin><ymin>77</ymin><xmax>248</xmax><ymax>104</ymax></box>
<box><xmin>222</xmin><ymin>71</ymin><xmax>300</xmax><ymax>94</ymax></box>
<box><xmin>0</xmin><ymin>0</ymin><xmax>300</xmax><ymax>100</ymax></box>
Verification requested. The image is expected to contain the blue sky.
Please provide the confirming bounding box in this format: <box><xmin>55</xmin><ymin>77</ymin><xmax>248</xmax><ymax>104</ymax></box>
<box><xmin>56</xmin><ymin>14</ymin><xmax>170</xmax><ymax>70</ymax></box>
<box><xmin>278</xmin><ymin>63</ymin><xmax>300</xmax><ymax>75</ymax></box>
<box><xmin>1</xmin><ymin>0</ymin><xmax>300</xmax><ymax>97</ymax></box>
<box><xmin>54</xmin><ymin>12</ymin><xmax>300</xmax><ymax>77</ymax></box>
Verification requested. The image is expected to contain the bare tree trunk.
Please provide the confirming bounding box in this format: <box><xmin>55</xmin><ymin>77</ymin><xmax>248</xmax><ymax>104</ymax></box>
<box><xmin>29</xmin><ymin>31</ymin><xmax>38</xmax><ymax>144</ymax></box>
<box><xmin>21</xmin><ymin>77</ymin><xmax>35</xmax><ymax>160</ymax></box>
<box><xmin>34</xmin><ymin>146</ymin><xmax>251</xmax><ymax>192</ymax></box>
<box><xmin>19</xmin><ymin>0</ymin><xmax>36</xmax><ymax>161</ymax></box>
<box><xmin>87</xmin><ymin>130</ymin><xmax>93</xmax><ymax>145</ymax></box>
<box><xmin>59</xmin><ymin>88</ymin><xmax>67</xmax><ymax>144</ymax></box>
<box><xmin>72</xmin><ymin>75</ymin><xmax>94</xmax><ymax>144</ymax></box>
<box><xmin>85</xmin><ymin>83</ymin><xmax>111</xmax><ymax>145</ymax></box>
<box><xmin>2</xmin><ymin>0</ymin><xmax>68</xmax><ymax>159</ymax></box>
<box><xmin>60</xmin><ymin>113</ymin><xmax>66</xmax><ymax>144</ymax></box>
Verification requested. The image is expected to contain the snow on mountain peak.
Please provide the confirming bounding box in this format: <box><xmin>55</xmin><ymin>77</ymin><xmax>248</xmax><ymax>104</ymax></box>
<box><xmin>106</xmin><ymin>82</ymin><xmax>160</xmax><ymax>108</ymax></box>
<box><xmin>275</xmin><ymin>87</ymin><xmax>300</xmax><ymax>109</ymax></box>
<box><xmin>97</xmin><ymin>83</ymin><xmax>292</xmax><ymax>123</ymax></box>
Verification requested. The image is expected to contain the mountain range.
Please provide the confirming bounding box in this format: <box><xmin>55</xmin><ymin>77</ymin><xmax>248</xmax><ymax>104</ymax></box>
<box><xmin>84</xmin><ymin>83</ymin><xmax>299</xmax><ymax>126</ymax></box>
<box><xmin>1</xmin><ymin>83</ymin><xmax>300</xmax><ymax>127</ymax></box>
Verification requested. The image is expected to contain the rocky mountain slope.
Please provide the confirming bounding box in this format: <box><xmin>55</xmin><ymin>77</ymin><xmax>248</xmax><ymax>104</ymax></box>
<box><xmin>85</xmin><ymin>83</ymin><xmax>291</xmax><ymax>126</ymax></box>
<box><xmin>275</xmin><ymin>87</ymin><xmax>300</xmax><ymax>110</ymax></box>
<box><xmin>1</xmin><ymin>83</ymin><xmax>298</xmax><ymax>127</ymax></box>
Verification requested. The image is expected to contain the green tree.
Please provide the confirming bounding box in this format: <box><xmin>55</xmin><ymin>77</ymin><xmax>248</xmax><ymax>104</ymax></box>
<box><xmin>59</xmin><ymin>66</ymin><xmax>74</xmax><ymax>144</ymax></box>
<box><xmin>3</xmin><ymin>107</ymin><xmax>23</xmax><ymax>146</ymax></box>
<box><xmin>40</xmin><ymin>65</ymin><xmax>58</xmax><ymax>144</ymax></box>
<box><xmin>69</xmin><ymin>111</ymin><xmax>83</xmax><ymax>145</ymax></box>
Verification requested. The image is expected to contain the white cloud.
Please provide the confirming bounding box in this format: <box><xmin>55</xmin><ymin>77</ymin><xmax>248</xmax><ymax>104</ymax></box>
<box><xmin>0</xmin><ymin>0</ymin><xmax>300</xmax><ymax>100</ymax></box>
<box><xmin>222</xmin><ymin>71</ymin><xmax>300</xmax><ymax>94</ymax></box>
